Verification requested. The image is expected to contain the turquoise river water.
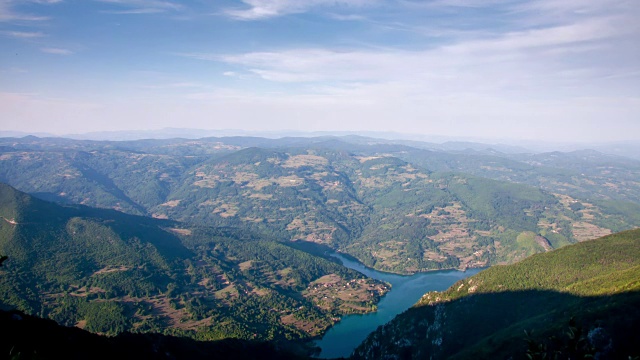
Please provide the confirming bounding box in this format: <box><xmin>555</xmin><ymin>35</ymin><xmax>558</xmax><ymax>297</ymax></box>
<box><xmin>314</xmin><ymin>254</ymin><xmax>482</xmax><ymax>358</ymax></box>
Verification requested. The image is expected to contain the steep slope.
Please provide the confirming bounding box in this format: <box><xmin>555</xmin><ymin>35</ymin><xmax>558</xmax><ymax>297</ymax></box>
<box><xmin>0</xmin><ymin>183</ymin><xmax>387</xmax><ymax>345</ymax></box>
<box><xmin>354</xmin><ymin>229</ymin><xmax>640</xmax><ymax>359</ymax></box>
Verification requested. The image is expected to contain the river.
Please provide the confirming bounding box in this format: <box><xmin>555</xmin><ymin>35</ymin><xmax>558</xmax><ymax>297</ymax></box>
<box><xmin>314</xmin><ymin>254</ymin><xmax>483</xmax><ymax>358</ymax></box>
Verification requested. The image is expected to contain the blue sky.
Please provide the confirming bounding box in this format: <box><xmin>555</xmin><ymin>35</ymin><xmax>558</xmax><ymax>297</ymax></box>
<box><xmin>1</xmin><ymin>0</ymin><xmax>639</xmax><ymax>142</ymax></box>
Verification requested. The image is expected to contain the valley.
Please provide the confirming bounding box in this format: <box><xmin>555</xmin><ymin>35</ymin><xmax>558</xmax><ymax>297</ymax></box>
<box><xmin>314</xmin><ymin>253</ymin><xmax>483</xmax><ymax>358</ymax></box>
<box><xmin>0</xmin><ymin>135</ymin><xmax>639</xmax><ymax>358</ymax></box>
<box><xmin>0</xmin><ymin>183</ymin><xmax>387</xmax><ymax>345</ymax></box>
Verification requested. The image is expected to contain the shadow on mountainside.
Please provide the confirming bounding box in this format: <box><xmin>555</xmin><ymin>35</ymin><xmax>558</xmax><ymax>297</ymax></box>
<box><xmin>0</xmin><ymin>310</ymin><xmax>306</xmax><ymax>360</ymax></box>
<box><xmin>353</xmin><ymin>289</ymin><xmax>640</xmax><ymax>360</ymax></box>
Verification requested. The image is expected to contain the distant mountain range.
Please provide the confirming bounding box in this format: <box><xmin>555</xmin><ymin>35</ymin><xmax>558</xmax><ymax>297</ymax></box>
<box><xmin>3</xmin><ymin>128</ymin><xmax>639</xmax><ymax>159</ymax></box>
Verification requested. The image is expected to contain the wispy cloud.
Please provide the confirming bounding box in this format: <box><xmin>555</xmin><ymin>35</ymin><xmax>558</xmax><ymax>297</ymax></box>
<box><xmin>0</xmin><ymin>0</ymin><xmax>50</xmax><ymax>22</ymax></box>
<box><xmin>102</xmin><ymin>8</ymin><xmax>163</xmax><ymax>14</ymax></box>
<box><xmin>224</xmin><ymin>0</ymin><xmax>374</xmax><ymax>20</ymax></box>
<box><xmin>29</xmin><ymin>0</ymin><xmax>63</xmax><ymax>4</ymax></box>
<box><xmin>514</xmin><ymin>0</ymin><xmax>633</xmax><ymax>15</ymax></box>
<box><xmin>139</xmin><ymin>82</ymin><xmax>206</xmax><ymax>90</ymax></box>
<box><xmin>185</xmin><ymin>0</ymin><xmax>639</xmax><ymax>109</ymax></box>
<box><xmin>187</xmin><ymin>17</ymin><xmax>619</xmax><ymax>84</ymax></box>
<box><xmin>41</xmin><ymin>47</ymin><xmax>73</xmax><ymax>55</ymax></box>
<box><xmin>398</xmin><ymin>0</ymin><xmax>511</xmax><ymax>9</ymax></box>
<box><xmin>3</xmin><ymin>0</ymin><xmax>638</xmax><ymax>142</ymax></box>
<box><xmin>2</xmin><ymin>30</ymin><xmax>46</xmax><ymax>38</ymax></box>
<box><xmin>441</xmin><ymin>17</ymin><xmax>623</xmax><ymax>54</ymax></box>
<box><xmin>326</xmin><ymin>13</ymin><xmax>367</xmax><ymax>21</ymax></box>
<box><xmin>97</xmin><ymin>0</ymin><xmax>182</xmax><ymax>14</ymax></box>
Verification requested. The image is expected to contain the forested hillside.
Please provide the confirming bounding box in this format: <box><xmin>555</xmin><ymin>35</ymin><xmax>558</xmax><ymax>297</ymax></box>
<box><xmin>1</xmin><ymin>135</ymin><xmax>639</xmax><ymax>358</ymax></box>
<box><xmin>0</xmin><ymin>184</ymin><xmax>387</xmax><ymax>347</ymax></box>
<box><xmin>1</xmin><ymin>136</ymin><xmax>638</xmax><ymax>274</ymax></box>
<box><xmin>354</xmin><ymin>229</ymin><xmax>640</xmax><ymax>359</ymax></box>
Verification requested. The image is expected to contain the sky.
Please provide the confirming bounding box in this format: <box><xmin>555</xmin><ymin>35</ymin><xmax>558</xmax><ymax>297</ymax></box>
<box><xmin>0</xmin><ymin>0</ymin><xmax>639</xmax><ymax>142</ymax></box>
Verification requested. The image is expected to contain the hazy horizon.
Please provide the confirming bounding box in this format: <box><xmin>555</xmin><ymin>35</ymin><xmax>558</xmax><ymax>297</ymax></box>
<box><xmin>4</xmin><ymin>127</ymin><xmax>640</xmax><ymax>159</ymax></box>
<box><xmin>1</xmin><ymin>0</ymin><xmax>639</xmax><ymax>143</ymax></box>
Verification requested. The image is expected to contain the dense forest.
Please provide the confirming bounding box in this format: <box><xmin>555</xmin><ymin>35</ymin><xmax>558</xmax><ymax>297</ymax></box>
<box><xmin>0</xmin><ymin>184</ymin><xmax>385</xmax><ymax>348</ymax></box>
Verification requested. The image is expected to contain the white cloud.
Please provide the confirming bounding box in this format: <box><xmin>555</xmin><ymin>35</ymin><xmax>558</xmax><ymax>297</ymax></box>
<box><xmin>326</xmin><ymin>13</ymin><xmax>366</xmax><ymax>21</ymax></box>
<box><xmin>173</xmin><ymin>1</ymin><xmax>639</xmax><ymax>142</ymax></box>
<box><xmin>3</xmin><ymin>0</ymin><xmax>638</xmax><ymax>142</ymax></box>
<box><xmin>223</xmin><ymin>71</ymin><xmax>237</xmax><ymax>77</ymax></box>
<box><xmin>2</xmin><ymin>30</ymin><xmax>46</xmax><ymax>38</ymax></box>
<box><xmin>514</xmin><ymin>0</ymin><xmax>634</xmax><ymax>15</ymax></box>
<box><xmin>97</xmin><ymin>0</ymin><xmax>182</xmax><ymax>14</ymax></box>
<box><xmin>399</xmin><ymin>0</ymin><xmax>511</xmax><ymax>9</ymax></box>
<box><xmin>41</xmin><ymin>47</ymin><xmax>73</xmax><ymax>55</ymax></box>
<box><xmin>0</xmin><ymin>0</ymin><xmax>49</xmax><ymax>22</ymax></box>
<box><xmin>203</xmin><ymin>0</ymin><xmax>638</xmax><ymax>98</ymax></box>
<box><xmin>139</xmin><ymin>82</ymin><xmax>205</xmax><ymax>89</ymax></box>
<box><xmin>101</xmin><ymin>8</ymin><xmax>163</xmax><ymax>14</ymax></box>
<box><xmin>224</xmin><ymin>0</ymin><xmax>374</xmax><ymax>20</ymax></box>
<box><xmin>441</xmin><ymin>17</ymin><xmax>623</xmax><ymax>54</ymax></box>
<box><xmin>191</xmin><ymin>15</ymin><xmax>624</xmax><ymax>89</ymax></box>
<box><xmin>29</xmin><ymin>0</ymin><xmax>63</xmax><ymax>4</ymax></box>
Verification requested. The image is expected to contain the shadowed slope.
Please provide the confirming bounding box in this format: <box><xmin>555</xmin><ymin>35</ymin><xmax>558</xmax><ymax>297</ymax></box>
<box><xmin>1</xmin><ymin>309</ymin><xmax>306</xmax><ymax>360</ymax></box>
<box><xmin>354</xmin><ymin>229</ymin><xmax>640</xmax><ymax>360</ymax></box>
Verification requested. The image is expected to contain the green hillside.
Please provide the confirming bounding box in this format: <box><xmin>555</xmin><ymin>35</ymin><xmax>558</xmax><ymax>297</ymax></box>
<box><xmin>395</xmin><ymin>146</ymin><xmax>640</xmax><ymax>205</ymax></box>
<box><xmin>353</xmin><ymin>228</ymin><xmax>640</xmax><ymax>359</ymax></box>
<box><xmin>0</xmin><ymin>183</ymin><xmax>387</xmax><ymax>348</ymax></box>
<box><xmin>1</xmin><ymin>136</ymin><xmax>639</xmax><ymax>274</ymax></box>
<box><xmin>2</xmin><ymin>135</ymin><xmax>640</xmax><ymax>358</ymax></box>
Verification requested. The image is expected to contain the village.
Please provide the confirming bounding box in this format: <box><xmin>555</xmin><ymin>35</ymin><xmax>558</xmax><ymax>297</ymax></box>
<box><xmin>303</xmin><ymin>274</ymin><xmax>390</xmax><ymax>315</ymax></box>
